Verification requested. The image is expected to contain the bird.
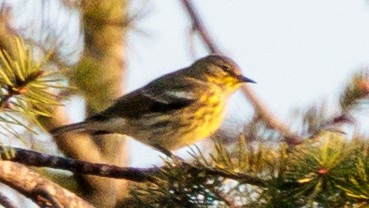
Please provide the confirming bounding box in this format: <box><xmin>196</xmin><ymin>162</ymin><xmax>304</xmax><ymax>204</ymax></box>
<box><xmin>51</xmin><ymin>54</ymin><xmax>255</xmax><ymax>155</ymax></box>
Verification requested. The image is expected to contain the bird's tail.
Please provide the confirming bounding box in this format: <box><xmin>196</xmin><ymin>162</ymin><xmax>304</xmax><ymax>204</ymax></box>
<box><xmin>50</xmin><ymin>121</ymin><xmax>92</xmax><ymax>136</ymax></box>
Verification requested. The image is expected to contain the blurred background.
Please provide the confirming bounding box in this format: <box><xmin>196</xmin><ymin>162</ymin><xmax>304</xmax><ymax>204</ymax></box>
<box><xmin>121</xmin><ymin>0</ymin><xmax>369</xmax><ymax>166</ymax></box>
<box><xmin>2</xmin><ymin>0</ymin><xmax>369</xmax><ymax>207</ymax></box>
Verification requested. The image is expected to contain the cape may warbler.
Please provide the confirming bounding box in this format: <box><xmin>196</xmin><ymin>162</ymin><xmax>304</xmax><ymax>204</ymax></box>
<box><xmin>51</xmin><ymin>55</ymin><xmax>255</xmax><ymax>152</ymax></box>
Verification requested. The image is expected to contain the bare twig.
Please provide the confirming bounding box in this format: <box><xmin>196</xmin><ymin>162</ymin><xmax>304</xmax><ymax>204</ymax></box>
<box><xmin>180</xmin><ymin>0</ymin><xmax>303</xmax><ymax>146</ymax></box>
<box><xmin>241</xmin><ymin>86</ymin><xmax>303</xmax><ymax>145</ymax></box>
<box><xmin>180</xmin><ymin>0</ymin><xmax>220</xmax><ymax>54</ymax></box>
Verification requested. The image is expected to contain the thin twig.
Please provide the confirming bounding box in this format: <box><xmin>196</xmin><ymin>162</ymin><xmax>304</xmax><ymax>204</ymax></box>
<box><xmin>180</xmin><ymin>0</ymin><xmax>303</xmax><ymax>146</ymax></box>
<box><xmin>180</xmin><ymin>0</ymin><xmax>220</xmax><ymax>54</ymax></box>
<box><xmin>240</xmin><ymin>85</ymin><xmax>303</xmax><ymax>145</ymax></box>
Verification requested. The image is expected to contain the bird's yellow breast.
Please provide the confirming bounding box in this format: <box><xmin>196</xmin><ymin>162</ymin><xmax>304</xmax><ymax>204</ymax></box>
<box><xmin>159</xmin><ymin>91</ymin><xmax>226</xmax><ymax>150</ymax></box>
<box><xmin>126</xmin><ymin>86</ymin><xmax>228</xmax><ymax>150</ymax></box>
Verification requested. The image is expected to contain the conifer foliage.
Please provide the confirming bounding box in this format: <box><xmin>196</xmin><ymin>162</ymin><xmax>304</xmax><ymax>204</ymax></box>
<box><xmin>0</xmin><ymin>37</ymin><xmax>66</xmax><ymax>138</ymax></box>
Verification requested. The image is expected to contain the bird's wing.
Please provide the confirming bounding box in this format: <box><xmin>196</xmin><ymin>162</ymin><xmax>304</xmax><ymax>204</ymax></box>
<box><xmin>89</xmin><ymin>77</ymin><xmax>207</xmax><ymax>121</ymax></box>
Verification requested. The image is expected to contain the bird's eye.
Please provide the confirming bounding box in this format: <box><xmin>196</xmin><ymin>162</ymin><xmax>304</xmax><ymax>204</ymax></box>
<box><xmin>220</xmin><ymin>65</ymin><xmax>230</xmax><ymax>72</ymax></box>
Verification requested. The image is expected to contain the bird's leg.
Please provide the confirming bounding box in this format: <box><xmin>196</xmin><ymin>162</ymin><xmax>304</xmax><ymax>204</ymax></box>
<box><xmin>153</xmin><ymin>145</ymin><xmax>184</xmax><ymax>162</ymax></box>
<box><xmin>153</xmin><ymin>145</ymin><xmax>173</xmax><ymax>157</ymax></box>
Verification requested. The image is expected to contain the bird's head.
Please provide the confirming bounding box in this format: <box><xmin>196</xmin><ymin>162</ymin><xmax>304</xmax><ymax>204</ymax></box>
<box><xmin>188</xmin><ymin>54</ymin><xmax>255</xmax><ymax>92</ymax></box>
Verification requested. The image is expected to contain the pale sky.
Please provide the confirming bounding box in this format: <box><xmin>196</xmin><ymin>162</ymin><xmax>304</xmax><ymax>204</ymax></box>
<box><xmin>13</xmin><ymin>0</ymin><xmax>369</xmax><ymax>167</ymax></box>
<box><xmin>124</xmin><ymin>0</ymin><xmax>369</xmax><ymax>166</ymax></box>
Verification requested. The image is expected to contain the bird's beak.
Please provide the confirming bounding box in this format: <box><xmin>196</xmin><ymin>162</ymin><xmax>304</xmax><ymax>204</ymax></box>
<box><xmin>238</xmin><ymin>75</ymin><xmax>256</xmax><ymax>84</ymax></box>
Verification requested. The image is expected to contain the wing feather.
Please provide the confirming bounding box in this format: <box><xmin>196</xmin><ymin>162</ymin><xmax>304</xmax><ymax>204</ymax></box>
<box><xmin>88</xmin><ymin>76</ymin><xmax>207</xmax><ymax>121</ymax></box>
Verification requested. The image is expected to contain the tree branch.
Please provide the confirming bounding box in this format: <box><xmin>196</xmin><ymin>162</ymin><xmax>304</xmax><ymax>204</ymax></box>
<box><xmin>0</xmin><ymin>161</ymin><xmax>93</xmax><ymax>208</ymax></box>
<box><xmin>0</xmin><ymin>192</ymin><xmax>17</xmax><ymax>208</ymax></box>
<box><xmin>0</xmin><ymin>146</ymin><xmax>266</xmax><ymax>187</ymax></box>
<box><xmin>180</xmin><ymin>0</ymin><xmax>303</xmax><ymax>145</ymax></box>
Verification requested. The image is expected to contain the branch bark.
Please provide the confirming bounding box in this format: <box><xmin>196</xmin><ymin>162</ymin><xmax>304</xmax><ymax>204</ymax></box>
<box><xmin>0</xmin><ymin>192</ymin><xmax>17</xmax><ymax>208</ymax></box>
<box><xmin>0</xmin><ymin>161</ymin><xmax>93</xmax><ymax>208</ymax></box>
<box><xmin>0</xmin><ymin>147</ymin><xmax>266</xmax><ymax>187</ymax></box>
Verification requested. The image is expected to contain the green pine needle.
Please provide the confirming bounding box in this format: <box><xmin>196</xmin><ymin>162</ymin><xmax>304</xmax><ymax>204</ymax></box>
<box><xmin>0</xmin><ymin>36</ymin><xmax>67</xmax><ymax>138</ymax></box>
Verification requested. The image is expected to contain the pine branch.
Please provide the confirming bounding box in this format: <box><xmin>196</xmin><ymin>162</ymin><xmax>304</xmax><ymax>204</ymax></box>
<box><xmin>340</xmin><ymin>71</ymin><xmax>369</xmax><ymax>111</ymax></box>
<box><xmin>0</xmin><ymin>37</ymin><xmax>67</xmax><ymax>137</ymax></box>
<box><xmin>2</xmin><ymin>135</ymin><xmax>366</xmax><ymax>206</ymax></box>
<box><xmin>0</xmin><ymin>146</ymin><xmax>266</xmax><ymax>187</ymax></box>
